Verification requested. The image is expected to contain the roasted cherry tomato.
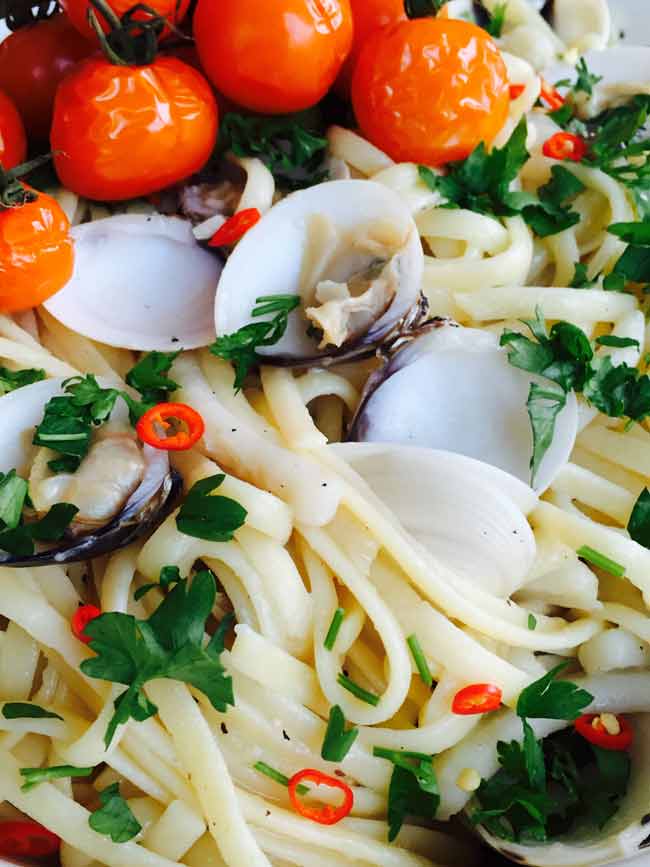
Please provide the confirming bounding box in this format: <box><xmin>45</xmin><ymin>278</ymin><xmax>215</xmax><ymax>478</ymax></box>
<box><xmin>288</xmin><ymin>769</ymin><xmax>354</xmax><ymax>825</ymax></box>
<box><xmin>0</xmin><ymin>89</ymin><xmax>26</xmax><ymax>170</ymax></box>
<box><xmin>0</xmin><ymin>820</ymin><xmax>60</xmax><ymax>859</ymax></box>
<box><xmin>0</xmin><ymin>14</ymin><xmax>92</xmax><ymax>141</ymax></box>
<box><xmin>575</xmin><ymin>713</ymin><xmax>634</xmax><ymax>752</ymax></box>
<box><xmin>194</xmin><ymin>0</ymin><xmax>354</xmax><ymax>114</ymax></box>
<box><xmin>136</xmin><ymin>402</ymin><xmax>205</xmax><ymax>451</ymax></box>
<box><xmin>51</xmin><ymin>56</ymin><xmax>218</xmax><ymax>201</ymax></box>
<box><xmin>543</xmin><ymin>132</ymin><xmax>587</xmax><ymax>162</ymax></box>
<box><xmin>352</xmin><ymin>17</ymin><xmax>510</xmax><ymax>166</ymax></box>
<box><xmin>335</xmin><ymin>0</ymin><xmax>406</xmax><ymax>97</ymax></box>
<box><xmin>71</xmin><ymin>604</ymin><xmax>102</xmax><ymax>644</ymax></box>
<box><xmin>452</xmin><ymin>683</ymin><xmax>503</xmax><ymax>715</ymax></box>
<box><xmin>0</xmin><ymin>184</ymin><xmax>74</xmax><ymax>313</ymax></box>
<box><xmin>60</xmin><ymin>0</ymin><xmax>190</xmax><ymax>41</ymax></box>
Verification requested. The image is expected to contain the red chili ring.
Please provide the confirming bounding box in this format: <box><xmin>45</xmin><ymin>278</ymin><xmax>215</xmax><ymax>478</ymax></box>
<box><xmin>209</xmin><ymin>208</ymin><xmax>261</xmax><ymax>247</ymax></box>
<box><xmin>540</xmin><ymin>78</ymin><xmax>565</xmax><ymax>111</ymax></box>
<box><xmin>509</xmin><ymin>83</ymin><xmax>526</xmax><ymax>100</ymax></box>
<box><xmin>452</xmin><ymin>683</ymin><xmax>503</xmax><ymax>715</ymax></box>
<box><xmin>136</xmin><ymin>402</ymin><xmax>205</xmax><ymax>451</ymax></box>
<box><xmin>71</xmin><ymin>604</ymin><xmax>101</xmax><ymax>644</ymax></box>
<box><xmin>574</xmin><ymin>713</ymin><xmax>634</xmax><ymax>751</ymax></box>
<box><xmin>0</xmin><ymin>820</ymin><xmax>60</xmax><ymax>858</ymax></box>
<box><xmin>288</xmin><ymin>768</ymin><xmax>354</xmax><ymax>825</ymax></box>
<box><xmin>543</xmin><ymin>131</ymin><xmax>587</xmax><ymax>162</ymax></box>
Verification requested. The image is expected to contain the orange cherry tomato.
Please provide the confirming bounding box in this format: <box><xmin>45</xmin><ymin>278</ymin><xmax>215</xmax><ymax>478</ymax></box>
<box><xmin>136</xmin><ymin>402</ymin><xmax>205</xmax><ymax>451</ymax></box>
<box><xmin>288</xmin><ymin>769</ymin><xmax>354</xmax><ymax>825</ymax></box>
<box><xmin>71</xmin><ymin>604</ymin><xmax>102</xmax><ymax>644</ymax></box>
<box><xmin>60</xmin><ymin>0</ymin><xmax>190</xmax><ymax>42</ymax></box>
<box><xmin>542</xmin><ymin>131</ymin><xmax>587</xmax><ymax>162</ymax></box>
<box><xmin>0</xmin><ymin>14</ymin><xmax>93</xmax><ymax>142</ymax></box>
<box><xmin>351</xmin><ymin>17</ymin><xmax>510</xmax><ymax>166</ymax></box>
<box><xmin>193</xmin><ymin>0</ymin><xmax>354</xmax><ymax>114</ymax></box>
<box><xmin>335</xmin><ymin>0</ymin><xmax>406</xmax><ymax>97</ymax></box>
<box><xmin>452</xmin><ymin>683</ymin><xmax>503</xmax><ymax>715</ymax></box>
<box><xmin>51</xmin><ymin>56</ymin><xmax>218</xmax><ymax>201</ymax></box>
<box><xmin>0</xmin><ymin>186</ymin><xmax>74</xmax><ymax>313</ymax></box>
<box><xmin>574</xmin><ymin>714</ymin><xmax>634</xmax><ymax>752</ymax></box>
<box><xmin>0</xmin><ymin>821</ymin><xmax>60</xmax><ymax>859</ymax></box>
<box><xmin>0</xmin><ymin>89</ymin><xmax>27</xmax><ymax>170</ymax></box>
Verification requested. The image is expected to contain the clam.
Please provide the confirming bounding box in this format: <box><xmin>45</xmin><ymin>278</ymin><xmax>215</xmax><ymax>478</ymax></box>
<box><xmin>213</xmin><ymin>179</ymin><xmax>425</xmax><ymax>365</ymax></box>
<box><xmin>0</xmin><ymin>378</ymin><xmax>181</xmax><ymax>566</ymax></box>
<box><xmin>348</xmin><ymin>320</ymin><xmax>578</xmax><ymax>493</ymax></box>
<box><xmin>43</xmin><ymin>214</ymin><xmax>222</xmax><ymax>351</ymax></box>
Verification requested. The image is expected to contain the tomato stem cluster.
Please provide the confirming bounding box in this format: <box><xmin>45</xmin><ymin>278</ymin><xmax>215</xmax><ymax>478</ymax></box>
<box><xmin>87</xmin><ymin>0</ymin><xmax>165</xmax><ymax>65</ymax></box>
<box><xmin>403</xmin><ymin>0</ymin><xmax>443</xmax><ymax>19</ymax></box>
<box><xmin>0</xmin><ymin>154</ymin><xmax>53</xmax><ymax>209</ymax></box>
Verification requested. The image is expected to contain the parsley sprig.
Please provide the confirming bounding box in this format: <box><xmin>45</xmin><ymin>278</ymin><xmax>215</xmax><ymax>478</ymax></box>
<box><xmin>373</xmin><ymin>747</ymin><xmax>440</xmax><ymax>841</ymax></box>
<box><xmin>123</xmin><ymin>350</ymin><xmax>180</xmax><ymax>422</ymax></box>
<box><xmin>80</xmin><ymin>568</ymin><xmax>234</xmax><ymax>747</ymax></box>
<box><xmin>0</xmin><ymin>469</ymin><xmax>78</xmax><ymax>557</ymax></box>
<box><xmin>89</xmin><ymin>782</ymin><xmax>141</xmax><ymax>843</ymax></box>
<box><xmin>321</xmin><ymin>705</ymin><xmax>359</xmax><ymax>762</ymax></box>
<box><xmin>0</xmin><ymin>366</ymin><xmax>45</xmax><ymax>396</ymax></box>
<box><xmin>210</xmin><ymin>294</ymin><xmax>301</xmax><ymax>391</ymax></box>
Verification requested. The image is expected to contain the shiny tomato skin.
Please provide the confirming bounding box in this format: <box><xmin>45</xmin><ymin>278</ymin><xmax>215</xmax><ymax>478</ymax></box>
<box><xmin>352</xmin><ymin>17</ymin><xmax>510</xmax><ymax>166</ymax></box>
<box><xmin>0</xmin><ymin>188</ymin><xmax>74</xmax><ymax>313</ymax></box>
<box><xmin>0</xmin><ymin>14</ymin><xmax>93</xmax><ymax>141</ymax></box>
<box><xmin>194</xmin><ymin>0</ymin><xmax>354</xmax><ymax>114</ymax></box>
<box><xmin>51</xmin><ymin>56</ymin><xmax>218</xmax><ymax>201</ymax></box>
<box><xmin>60</xmin><ymin>0</ymin><xmax>190</xmax><ymax>41</ymax></box>
<box><xmin>336</xmin><ymin>0</ymin><xmax>406</xmax><ymax>97</ymax></box>
<box><xmin>0</xmin><ymin>89</ymin><xmax>26</xmax><ymax>170</ymax></box>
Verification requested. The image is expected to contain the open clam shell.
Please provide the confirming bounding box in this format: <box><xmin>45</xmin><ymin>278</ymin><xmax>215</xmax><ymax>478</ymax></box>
<box><xmin>0</xmin><ymin>379</ymin><xmax>181</xmax><ymax>566</ymax></box>
<box><xmin>213</xmin><ymin>179</ymin><xmax>424</xmax><ymax>365</ymax></box>
<box><xmin>348</xmin><ymin>320</ymin><xmax>578</xmax><ymax>494</ymax></box>
<box><xmin>43</xmin><ymin>214</ymin><xmax>222</xmax><ymax>351</ymax></box>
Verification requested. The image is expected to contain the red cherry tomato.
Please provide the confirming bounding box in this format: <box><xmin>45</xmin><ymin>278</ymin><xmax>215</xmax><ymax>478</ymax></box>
<box><xmin>0</xmin><ymin>14</ymin><xmax>92</xmax><ymax>141</ymax></box>
<box><xmin>136</xmin><ymin>402</ymin><xmax>205</xmax><ymax>451</ymax></box>
<box><xmin>574</xmin><ymin>714</ymin><xmax>634</xmax><ymax>752</ymax></box>
<box><xmin>0</xmin><ymin>820</ymin><xmax>60</xmax><ymax>859</ymax></box>
<box><xmin>0</xmin><ymin>89</ymin><xmax>26</xmax><ymax>170</ymax></box>
<box><xmin>543</xmin><ymin>132</ymin><xmax>588</xmax><ymax>162</ymax></box>
<box><xmin>351</xmin><ymin>18</ymin><xmax>510</xmax><ymax>166</ymax></box>
<box><xmin>194</xmin><ymin>0</ymin><xmax>354</xmax><ymax>114</ymax></box>
<box><xmin>71</xmin><ymin>604</ymin><xmax>102</xmax><ymax>644</ymax></box>
<box><xmin>0</xmin><ymin>185</ymin><xmax>74</xmax><ymax>313</ymax></box>
<box><xmin>51</xmin><ymin>56</ymin><xmax>218</xmax><ymax>201</ymax></box>
<box><xmin>60</xmin><ymin>0</ymin><xmax>190</xmax><ymax>42</ymax></box>
<box><xmin>335</xmin><ymin>0</ymin><xmax>406</xmax><ymax>97</ymax></box>
<box><xmin>288</xmin><ymin>769</ymin><xmax>354</xmax><ymax>825</ymax></box>
<box><xmin>452</xmin><ymin>683</ymin><xmax>503</xmax><ymax>715</ymax></box>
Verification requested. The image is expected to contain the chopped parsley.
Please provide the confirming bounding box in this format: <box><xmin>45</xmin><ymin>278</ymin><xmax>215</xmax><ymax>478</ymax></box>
<box><xmin>210</xmin><ymin>294</ymin><xmax>301</xmax><ymax>391</ymax></box>
<box><xmin>556</xmin><ymin>57</ymin><xmax>602</xmax><ymax>98</ymax></box>
<box><xmin>176</xmin><ymin>474</ymin><xmax>247</xmax><ymax>542</ymax></box>
<box><xmin>133</xmin><ymin>563</ymin><xmax>181</xmax><ymax>601</ymax></box>
<box><xmin>501</xmin><ymin>309</ymin><xmax>650</xmax><ymax>482</ymax></box>
<box><xmin>484</xmin><ymin>2</ymin><xmax>507</xmax><ymax>38</ymax></box>
<box><xmin>2</xmin><ymin>702</ymin><xmax>62</xmax><ymax>721</ymax></box>
<box><xmin>0</xmin><ymin>366</ymin><xmax>45</xmax><ymax>396</ymax></box>
<box><xmin>80</xmin><ymin>569</ymin><xmax>234</xmax><ymax>747</ymax></box>
<box><xmin>321</xmin><ymin>705</ymin><xmax>359</xmax><ymax>762</ymax></box>
<box><xmin>0</xmin><ymin>469</ymin><xmax>78</xmax><ymax>558</ymax></box>
<box><xmin>516</xmin><ymin>662</ymin><xmax>593</xmax><ymax>721</ymax></box>
<box><xmin>606</xmin><ymin>220</ymin><xmax>650</xmax><ymax>289</ymax></box>
<box><xmin>595</xmin><ymin>335</ymin><xmax>640</xmax><ymax>349</ymax></box>
<box><xmin>527</xmin><ymin>614</ymin><xmax>537</xmax><ymax>631</ymax></box>
<box><xmin>89</xmin><ymin>782</ymin><xmax>141</xmax><ymax>843</ymax></box>
<box><xmin>373</xmin><ymin>748</ymin><xmax>439</xmax><ymax>841</ymax></box>
<box><xmin>219</xmin><ymin>112</ymin><xmax>328</xmax><ymax>191</ymax></box>
<box><xmin>20</xmin><ymin>764</ymin><xmax>93</xmax><ymax>792</ymax></box>
<box><xmin>627</xmin><ymin>487</ymin><xmax>650</xmax><ymax>548</ymax></box>
<box><xmin>521</xmin><ymin>166</ymin><xmax>585</xmax><ymax>239</ymax></box>
<box><xmin>123</xmin><ymin>350</ymin><xmax>180</xmax><ymax>422</ymax></box>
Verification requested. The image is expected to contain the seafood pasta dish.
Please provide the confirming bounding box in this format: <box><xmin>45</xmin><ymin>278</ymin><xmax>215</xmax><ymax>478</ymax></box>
<box><xmin>3</xmin><ymin>0</ymin><xmax>650</xmax><ymax>865</ymax></box>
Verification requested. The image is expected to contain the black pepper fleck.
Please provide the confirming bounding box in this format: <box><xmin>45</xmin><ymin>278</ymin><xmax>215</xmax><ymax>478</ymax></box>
<box><xmin>221</xmin><ymin>722</ymin><xmax>228</xmax><ymax>735</ymax></box>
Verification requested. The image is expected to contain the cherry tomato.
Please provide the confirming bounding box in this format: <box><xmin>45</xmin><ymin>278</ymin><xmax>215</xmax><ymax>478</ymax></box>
<box><xmin>51</xmin><ymin>56</ymin><xmax>218</xmax><ymax>201</ymax></box>
<box><xmin>0</xmin><ymin>14</ymin><xmax>92</xmax><ymax>142</ymax></box>
<box><xmin>335</xmin><ymin>0</ymin><xmax>406</xmax><ymax>97</ymax></box>
<box><xmin>352</xmin><ymin>17</ymin><xmax>510</xmax><ymax>166</ymax></box>
<box><xmin>136</xmin><ymin>402</ymin><xmax>205</xmax><ymax>451</ymax></box>
<box><xmin>0</xmin><ymin>89</ymin><xmax>26</xmax><ymax>170</ymax></box>
<box><xmin>60</xmin><ymin>0</ymin><xmax>190</xmax><ymax>42</ymax></box>
<box><xmin>575</xmin><ymin>714</ymin><xmax>634</xmax><ymax>752</ymax></box>
<box><xmin>0</xmin><ymin>186</ymin><xmax>74</xmax><ymax>313</ymax></box>
<box><xmin>71</xmin><ymin>604</ymin><xmax>102</xmax><ymax>644</ymax></box>
<box><xmin>543</xmin><ymin>132</ymin><xmax>588</xmax><ymax>162</ymax></box>
<box><xmin>452</xmin><ymin>683</ymin><xmax>503</xmax><ymax>715</ymax></box>
<box><xmin>193</xmin><ymin>0</ymin><xmax>354</xmax><ymax>114</ymax></box>
<box><xmin>0</xmin><ymin>820</ymin><xmax>60</xmax><ymax>859</ymax></box>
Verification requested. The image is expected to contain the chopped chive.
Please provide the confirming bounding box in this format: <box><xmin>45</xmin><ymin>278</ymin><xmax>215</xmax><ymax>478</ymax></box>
<box><xmin>373</xmin><ymin>746</ymin><xmax>431</xmax><ymax>763</ymax></box>
<box><xmin>527</xmin><ymin>613</ymin><xmax>537</xmax><ymax>631</ymax></box>
<box><xmin>253</xmin><ymin>761</ymin><xmax>308</xmax><ymax>795</ymax></box>
<box><xmin>576</xmin><ymin>545</ymin><xmax>626</xmax><ymax>578</ymax></box>
<box><xmin>406</xmin><ymin>634</ymin><xmax>433</xmax><ymax>688</ymax></box>
<box><xmin>324</xmin><ymin>608</ymin><xmax>345</xmax><ymax>651</ymax></box>
<box><xmin>20</xmin><ymin>764</ymin><xmax>94</xmax><ymax>792</ymax></box>
<box><xmin>337</xmin><ymin>673</ymin><xmax>380</xmax><ymax>706</ymax></box>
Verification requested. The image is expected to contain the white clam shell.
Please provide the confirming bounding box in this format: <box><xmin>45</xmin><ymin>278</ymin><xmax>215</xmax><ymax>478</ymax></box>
<box><xmin>351</xmin><ymin>324</ymin><xmax>578</xmax><ymax>494</ymax></box>
<box><xmin>214</xmin><ymin>179</ymin><xmax>424</xmax><ymax>361</ymax></box>
<box><xmin>334</xmin><ymin>442</ymin><xmax>538</xmax><ymax>598</ymax></box>
<box><xmin>44</xmin><ymin>214</ymin><xmax>221</xmax><ymax>351</ymax></box>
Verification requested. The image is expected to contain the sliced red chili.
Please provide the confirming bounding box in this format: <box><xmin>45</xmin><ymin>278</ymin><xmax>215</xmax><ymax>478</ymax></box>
<box><xmin>509</xmin><ymin>83</ymin><xmax>526</xmax><ymax>100</ymax></box>
<box><xmin>575</xmin><ymin>713</ymin><xmax>634</xmax><ymax>751</ymax></box>
<box><xmin>0</xmin><ymin>820</ymin><xmax>60</xmax><ymax>858</ymax></box>
<box><xmin>540</xmin><ymin>78</ymin><xmax>565</xmax><ymax>111</ymax></box>
<box><xmin>209</xmin><ymin>208</ymin><xmax>261</xmax><ymax>247</ymax></box>
<box><xmin>288</xmin><ymin>768</ymin><xmax>354</xmax><ymax>825</ymax></box>
<box><xmin>543</xmin><ymin>131</ymin><xmax>587</xmax><ymax>162</ymax></box>
<box><xmin>71</xmin><ymin>604</ymin><xmax>101</xmax><ymax>644</ymax></box>
<box><xmin>136</xmin><ymin>402</ymin><xmax>205</xmax><ymax>451</ymax></box>
<box><xmin>452</xmin><ymin>683</ymin><xmax>503</xmax><ymax>715</ymax></box>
